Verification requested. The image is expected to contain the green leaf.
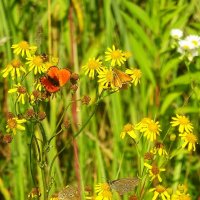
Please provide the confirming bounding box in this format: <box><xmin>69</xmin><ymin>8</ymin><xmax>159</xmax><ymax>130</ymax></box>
<box><xmin>167</xmin><ymin>72</ymin><xmax>200</xmax><ymax>87</ymax></box>
<box><xmin>160</xmin><ymin>92</ymin><xmax>182</xmax><ymax>115</ymax></box>
<box><xmin>121</xmin><ymin>11</ymin><xmax>157</xmax><ymax>56</ymax></box>
<box><xmin>128</xmin><ymin>34</ymin><xmax>156</xmax><ymax>85</ymax></box>
<box><xmin>160</xmin><ymin>57</ymin><xmax>180</xmax><ymax>78</ymax></box>
<box><xmin>123</xmin><ymin>1</ymin><xmax>153</xmax><ymax>32</ymax></box>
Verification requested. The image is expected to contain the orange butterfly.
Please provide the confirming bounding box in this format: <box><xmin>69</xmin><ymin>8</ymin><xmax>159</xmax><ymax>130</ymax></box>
<box><xmin>40</xmin><ymin>66</ymin><xmax>71</xmax><ymax>93</ymax></box>
<box><xmin>112</xmin><ymin>68</ymin><xmax>132</xmax><ymax>88</ymax></box>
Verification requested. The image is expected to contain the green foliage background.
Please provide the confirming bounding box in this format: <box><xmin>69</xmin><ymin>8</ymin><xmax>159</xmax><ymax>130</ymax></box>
<box><xmin>0</xmin><ymin>0</ymin><xmax>200</xmax><ymax>199</ymax></box>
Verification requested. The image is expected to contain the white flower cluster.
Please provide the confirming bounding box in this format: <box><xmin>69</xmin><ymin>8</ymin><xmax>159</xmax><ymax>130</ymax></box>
<box><xmin>170</xmin><ymin>29</ymin><xmax>200</xmax><ymax>61</ymax></box>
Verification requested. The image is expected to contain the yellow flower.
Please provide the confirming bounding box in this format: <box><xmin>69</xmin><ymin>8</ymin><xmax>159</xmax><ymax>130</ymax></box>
<box><xmin>8</xmin><ymin>83</ymin><xmax>27</xmax><ymax>104</ymax></box>
<box><xmin>179</xmin><ymin>132</ymin><xmax>198</xmax><ymax>151</ymax></box>
<box><xmin>125</xmin><ymin>68</ymin><xmax>142</xmax><ymax>86</ymax></box>
<box><xmin>144</xmin><ymin>163</ymin><xmax>166</xmax><ymax>182</ymax></box>
<box><xmin>28</xmin><ymin>187</ymin><xmax>41</xmax><ymax>199</ymax></box>
<box><xmin>136</xmin><ymin>118</ymin><xmax>161</xmax><ymax>141</ymax></box>
<box><xmin>98</xmin><ymin>67</ymin><xmax>115</xmax><ymax>93</ymax></box>
<box><xmin>95</xmin><ymin>183</ymin><xmax>112</xmax><ymax>200</ymax></box>
<box><xmin>171</xmin><ymin>184</ymin><xmax>191</xmax><ymax>200</ymax></box>
<box><xmin>11</xmin><ymin>41</ymin><xmax>37</xmax><ymax>57</ymax></box>
<box><xmin>135</xmin><ymin>117</ymin><xmax>151</xmax><ymax>129</ymax></box>
<box><xmin>171</xmin><ymin>194</ymin><xmax>191</xmax><ymax>200</ymax></box>
<box><xmin>171</xmin><ymin>114</ymin><xmax>193</xmax><ymax>133</ymax></box>
<box><xmin>42</xmin><ymin>56</ymin><xmax>59</xmax><ymax>72</ymax></box>
<box><xmin>26</xmin><ymin>55</ymin><xmax>46</xmax><ymax>74</ymax></box>
<box><xmin>105</xmin><ymin>45</ymin><xmax>126</xmax><ymax>67</ymax></box>
<box><xmin>120</xmin><ymin>123</ymin><xmax>137</xmax><ymax>139</ymax></box>
<box><xmin>82</xmin><ymin>58</ymin><xmax>103</xmax><ymax>79</ymax></box>
<box><xmin>123</xmin><ymin>51</ymin><xmax>132</xmax><ymax>59</ymax></box>
<box><xmin>151</xmin><ymin>141</ymin><xmax>168</xmax><ymax>157</ymax></box>
<box><xmin>2</xmin><ymin>59</ymin><xmax>26</xmax><ymax>80</ymax></box>
<box><xmin>6</xmin><ymin>117</ymin><xmax>26</xmax><ymax>135</ymax></box>
<box><xmin>149</xmin><ymin>185</ymin><xmax>170</xmax><ymax>200</ymax></box>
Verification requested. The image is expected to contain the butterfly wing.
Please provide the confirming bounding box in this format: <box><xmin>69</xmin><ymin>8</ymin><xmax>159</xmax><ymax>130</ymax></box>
<box><xmin>58</xmin><ymin>69</ymin><xmax>71</xmax><ymax>87</ymax></box>
<box><xmin>41</xmin><ymin>67</ymin><xmax>70</xmax><ymax>93</ymax></box>
<box><xmin>40</xmin><ymin>76</ymin><xmax>60</xmax><ymax>93</ymax></box>
<box><xmin>112</xmin><ymin>69</ymin><xmax>132</xmax><ymax>88</ymax></box>
<box><xmin>110</xmin><ymin>178</ymin><xmax>139</xmax><ymax>195</ymax></box>
<box><xmin>58</xmin><ymin>186</ymin><xmax>80</xmax><ymax>200</ymax></box>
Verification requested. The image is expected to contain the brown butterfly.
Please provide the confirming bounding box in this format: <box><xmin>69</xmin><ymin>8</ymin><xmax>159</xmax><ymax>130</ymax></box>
<box><xmin>112</xmin><ymin>68</ymin><xmax>132</xmax><ymax>88</ymax></box>
<box><xmin>109</xmin><ymin>178</ymin><xmax>139</xmax><ymax>195</ymax></box>
<box><xmin>58</xmin><ymin>185</ymin><xmax>80</xmax><ymax>200</ymax></box>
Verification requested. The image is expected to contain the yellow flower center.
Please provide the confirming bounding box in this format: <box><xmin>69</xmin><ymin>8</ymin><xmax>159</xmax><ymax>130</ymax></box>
<box><xmin>88</xmin><ymin>60</ymin><xmax>100</xmax><ymax>69</ymax></box>
<box><xmin>144</xmin><ymin>152</ymin><xmax>154</xmax><ymax>160</ymax></box>
<box><xmin>101</xmin><ymin>183</ymin><xmax>110</xmax><ymax>191</ymax></box>
<box><xmin>133</xmin><ymin>69</ymin><xmax>142</xmax><ymax>78</ymax></box>
<box><xmin>33</xmin><ymin>56</ymin><xmax>43</xmax><ymax>66</ymax></box>
<box><xmin>183</xmin><ymin>45</ymin><xmax>189</xmax><ymax>50</ymax></box>
<box><xmin>11</xmin><ymin>59</ymin><xmax>22</xmax><ymax>68</ymax></box>
<box><xmin>192</xmin><ymin>40</ymin><xmax>198</xmax><ymax>46</ymax></box>
<box><xmin>151</xmin><ymin>164</ymin><xmax>159</xmax><ymax>175</ymax></box>
<box><xmin>7</xmin><ymin>118</ymin><xmax>17</xmax><ymax>129</ymax></box>
<box><xmin>155</xmin><ymin>185</ymin><xmax>166</xmax><ymax>193</ymax></box>
<box><xmin>111</xmin><ymin>50</ymin><xmax>122</xmax><ymax>59</ymax></box>
<box><xmin>148</xmin><ymin>122</ymin><xmax>159</xmax><ymax>133</ymax></box>
<box><xmin>106</xmin><ymin>71</ymin><xmax>113</xmax><ymax>82</ymax></box>
<box><xmin>123</xmin><ymin>123</ymin><xmax>134</xmax><ymax>132</ymax></box>
<box><xmin>185</xmin><ymin>133</ymin><xmax>197</xmax><ymax>143</ymax></box>
<box><xmin>179</xmin><ymin>116</ymin><xmax>189</xmax><ymax>125</ymax></box>
<box><xmin>155</xmin><ymin>142</ymin><xmax>163</xmax><ymax>149</ymax></box>
<box><xmin>101</xmin><ymin>190</ymin><xmax>112</xmax><ymax>198</ymax></box>
<box><xmin>19</xmin><ymin>41</ymin><xmax>29</xmax><ymax>49</ymax></box>
<box><xmin>17</xmin><ymin>86</ymin><xmax>26</xmax><ymax>94</ymax></box>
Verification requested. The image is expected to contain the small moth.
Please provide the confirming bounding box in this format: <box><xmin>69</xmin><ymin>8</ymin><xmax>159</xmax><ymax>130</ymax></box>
<box><xmin>109</xmin><ymin>178</ymin><xmax>139</xmax><ymax>195</ymax></box>
<box><xmin>58</xmin><ymin>185</ymin><xmax>80</xmax><ymax>200</ymax></box>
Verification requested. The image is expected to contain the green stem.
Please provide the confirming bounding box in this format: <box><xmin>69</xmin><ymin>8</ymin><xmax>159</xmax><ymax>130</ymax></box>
<box><xmin>37</xmin><ymin>122</ymin><xmax>48</xmax><ymax>200</ymax></box>
<box><xmin>47</xmin><ymin>102</ymin><xmax>99</xmax><ymax>196</ymax></box>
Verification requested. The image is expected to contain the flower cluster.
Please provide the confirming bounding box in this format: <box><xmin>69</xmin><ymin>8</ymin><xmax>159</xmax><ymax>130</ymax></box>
<box><xmin>170</xmin><ymin>29</ymin><xmax>200</xmax><ymax>61</ymax></box>
<box><xmin>120</xmin><ymin>114</ymin><xmax>197</xmax><ymax>199</ymax></box>
<box><xmin>82</xmin><ymin>45</ymin><xmax>142</xmax><ymax>93</ymax></box>
<box><xmin>1</xmin><ymin>41</ymin><xmax>75</xmax><ymax>136</ymax></box>
<box><xmin>171</xmin><ymin>114</ymin><xmax>198</xmax><ymax>152</ymax></box>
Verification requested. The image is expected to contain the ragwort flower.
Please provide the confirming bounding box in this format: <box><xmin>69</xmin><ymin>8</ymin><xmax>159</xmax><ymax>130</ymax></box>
<box><xmin>26</xmin><ymin>55</ymin><xmax>46</xmax><ymax>74</ymax></box>
<box><xmin>98</xmin><ymin>67</ymin><xmax>114</xmax><ymax>93</ymax></box>
<box><xmin>144</xmin><ymin>163</ymin><xmax>166</xmax><ymax>182</ymax></box>
<box><xmin>151</xmin><ymin>141</ymin><xmax>168</xmax><ymax>157</ymax></box>
<box><xmin>11</xmin><ymin>41</ymin><xmax>37</xmax><ymax>57</ymax></box>
<box><xmin>120</xmin><ymin>123</ymin><xmax>137</xmax><ymax>140</ymax></box>
<box><xmin>125</xmin><ymin>68</ymin><xmax>142</xmax><ymax>86</ymax></box>
<box><xmin>8</xmin><ymin>83</ymin><xmax>27</xmax><ymax>104</ymax></box>
<box><xmin>179</xmin><ymin>132</ymin><xmax>198</xmax><ymax>151</ymax></box>
<box><xmin>2</xmin><ymin>59</ymin><xmax>26</xmax><ymax>80</ymax></box>
<box><xmin>82</xmin><ymin>58</ymin><xmax>103</xmax><ymax>79</ymax></box>
<box><xmin>171</xmin><ymin>184</ymin><xmax>191</xmax><ymax>200</ymax></box>
<box><xmin>6</xmin><ymin>117</ymin><xmax>26</xmax><ymax>135</ymax></box>
<box><xmin>149</xmin><ymin>185</ymin><xmax>170</xmax><ymax>200</ymax></box>
<box><xmin>171</xmin><ymin>114</ymin><xmax>193</xmax><ymax>133</ymax></box>
<box><xmin>105</xmin><ymin>45</ymin><xmax>126</xmax><ymax>67</ymax></box>
<box><xmin>95</xmin><ymin>183</ymin><xmax>112</xmax><ymax>200</ymax></box>
<box><xmin>136</xmin><ymin>118</ymin><xmax>161</xmax><ymax>141</ymax></box>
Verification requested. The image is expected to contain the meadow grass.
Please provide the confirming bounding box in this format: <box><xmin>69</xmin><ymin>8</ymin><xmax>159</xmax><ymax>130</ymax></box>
<box><xmin>0</xmin><ymin>0</ymin><xmax>200</xmax><ymax>200</ymax></box>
